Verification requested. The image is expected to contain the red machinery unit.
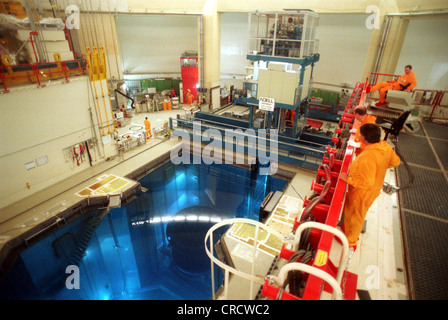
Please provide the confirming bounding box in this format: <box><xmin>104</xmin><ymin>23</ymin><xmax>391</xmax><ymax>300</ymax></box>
<box><xmin>259</xmin><ymin>79</ymin><xmax>372</xmax><ymax>300</ymax></box>
<box><xmin>180</xmin><ymin>52</ymin><xmax>198</xmax><ymax>103</ymax></box>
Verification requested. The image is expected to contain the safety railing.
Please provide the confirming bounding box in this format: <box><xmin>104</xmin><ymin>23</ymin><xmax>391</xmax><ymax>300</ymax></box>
<box><xmin>205</xmin><ymin>220</ymin><xmax>349</xmax><ymax>300</ymax></box>
<box><xmin>264</xmin><ymin>80</ymin><xmax>366</xmax><ymax>300</ymax></box>
<box><xmin>262</xmin><ymin>221</ymin><xmax>349</xmax><ymax>300</ymax></box>
<box><xmin>438</xmin><ymin>91</ymin><xmax>448</xmax><ymax>108</ymax></box>
<box><xmin>411</xmin><ymin>89</ymin><xmax>439</xmax><ymax>106</ymax></box>
<box><xmin>286</xmin><ymin>221</ymin><xmax>350</xmax><ymax>285</ymax></box>
<box><xmin>308</xmin><ymin>102</ymin><xmax>346</xmax><ymax>120</ymax></box>
<box><xmin>169</xmin><ymin>116</ymin><xmax>326</xmax><ymax>170</ymax></box>
<box><xmin>298</xmin><ymin>80</ymin><xmax>366</xmax><ymax>300</ymax></box>
<box><xmin>204</xmin><ymin>218</ymin><xmax>286</xmax><ymax>300</ymax></box>
<box><xmin>370</xmin><ymin>71</ymin><xmax>400</xmax><ymax>86</ymax></box>
<box><xmin>0</xmin><ymin>58</ymin><xmax>87</xmax><ymax>92</ymax></box>
<box><xmin>203</xmin><ymin>81</ymin><xmax>367</xmax><ymax>300</ymax></box>
<box><xmin>429</xmin><ymin>90</ymin><xmax>448</xmax><ymax>120</ymax></box>
<box><xmin>264</xmin><ymin>262</ymin><xmax>343</xmax><ymax>300</ymax></box>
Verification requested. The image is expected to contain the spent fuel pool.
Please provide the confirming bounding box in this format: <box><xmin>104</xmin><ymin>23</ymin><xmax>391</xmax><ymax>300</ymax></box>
<box><xmin>0</xmin><ymin>161</ymin><xmax>287</xmax><ymax>300</ymax></box>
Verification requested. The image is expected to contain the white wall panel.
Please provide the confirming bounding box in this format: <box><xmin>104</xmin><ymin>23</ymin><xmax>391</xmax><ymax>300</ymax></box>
<box><xmin>395</xmin><ymin>18</ymin><xmax>448</xmax><ymax>91</ymax></box>
<box><xmin>115</xmin><ymin>15</ymin><xmax>198</xmax><ymax>75</ymax></box>
<box><xmin>0</xmin><ymin>77</ymin><xmax>114</xmax><ymax>208</ymax></box>
<box><xmin>220</xmin><ymin>12</ymin><xmax>248</xmax><ymax>77</ymax></box>
<box><xmin>313</xmin><ymin>13</ymin><xmax>372</xmax><ymax>88</ymax></box>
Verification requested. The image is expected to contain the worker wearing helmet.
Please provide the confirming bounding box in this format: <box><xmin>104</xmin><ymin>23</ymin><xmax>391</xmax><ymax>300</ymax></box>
<box><xmin>370</xmin><ymin>65</ymin><xmax>417</xmax><ymax>107</ymax></box>
<box><xmin>339</xmin><ymin>123</ymin><xmax>400</xmax><ymax>250</ymax></box>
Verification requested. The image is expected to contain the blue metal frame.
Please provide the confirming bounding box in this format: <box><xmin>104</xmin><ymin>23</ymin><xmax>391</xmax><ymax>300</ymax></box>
<box><xmin>232</xmin><ymin>53</ymin><xmax>321</xmax><ymax>139</ymax></box>
<box><xmin>307</xmin><ymin>102</ymin><xmax>345</xmax><ymax>122</ymax></box>
<box><xmin>167</xmin><ymin>52</ymin><xmax>329</xmax><ymax>171</ymax></box>
<box><xmin>169</xmin><ymin>117</ymin><xmax>326</xmax><ymax>171</ymax></box>
<box><xmin>246</xmin><ymin>53</ymin><xmax>320</xmax><ymax>66</ymax></box>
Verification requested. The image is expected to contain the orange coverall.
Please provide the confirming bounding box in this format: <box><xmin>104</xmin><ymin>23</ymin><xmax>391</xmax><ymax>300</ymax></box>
<box><xmin>144</xmin><ymin>118</ymin><xmax>152</xmax><ymax>139</ymax></box>
<box><xmin>186</xmin><ymin>91</ymin><xmax>194</xmax><ymax>106</ymax></box>
<box><xmin>344</xmin><ymin>141</ymin><xmax>400</xmax><ymax>247</ymax></box>
<box><xmin>371</xmin><ymin>71</ymin><xmax>417</xmax><ymax>103</ymax></box>
<box><xmin>354</xmin><ymin>114</ymin><xmax>377</xmax><ymax>156</ymax></box>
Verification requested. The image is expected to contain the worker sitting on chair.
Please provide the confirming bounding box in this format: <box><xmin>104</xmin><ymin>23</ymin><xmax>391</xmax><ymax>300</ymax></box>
<box><xmin>370</xmin><ymin>65</ymin><xmax>417</xmax><ymax>107</ymax></box>
<box><xmin>186</xmin><ymin>89</ymin><xmax>194</xmax><ymax>106</ymax></box>
<box><xmin>144</xmin><ymin>117</ymin><xmax>152</xmax><ymax>139</ymax></box>
<box><xmin>349</xmin><ymin>106</ymin><xmax>377</xmax><ymax>156</ymax></box>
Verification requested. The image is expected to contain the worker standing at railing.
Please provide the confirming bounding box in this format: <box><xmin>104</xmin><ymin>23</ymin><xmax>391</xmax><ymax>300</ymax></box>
<box><xmin>339</xmin><ymin>123</ymin><xmax>400</xmax><ymax>250</ymax></box>
<box><xmin>370</xmin><ymin>65</ymin><xmax>417</xmax><ymax>107</ymax></box>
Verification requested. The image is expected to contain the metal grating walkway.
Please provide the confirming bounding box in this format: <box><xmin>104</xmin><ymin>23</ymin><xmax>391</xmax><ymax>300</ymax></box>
<box><xmin>396</xmin><ymin>120</ymin><xmax>448</xmax><ymax>300</ymax></box>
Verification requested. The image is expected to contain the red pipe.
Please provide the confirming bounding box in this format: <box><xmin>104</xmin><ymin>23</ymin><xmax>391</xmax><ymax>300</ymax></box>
<box><xmin>29</xmin><ymin>31</ymin><xmax>39</xmax><ymax>63</ymax></box>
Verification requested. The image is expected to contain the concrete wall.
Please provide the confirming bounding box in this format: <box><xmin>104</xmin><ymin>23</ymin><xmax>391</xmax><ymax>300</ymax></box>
<box><xmin>114</xmin><ymin>14</ymin><xmax>198</xmax><ymax>76</ymax></box>
<box><xmin>314</xmin><ymin>13</ymin><xmax>373</xmax><ymax>89</ymax></box>
<box><xmin>395</xmin><ymin>17</ymin><xmax>448</xmax><ymax>91</ymax></box>
<box><xmin>55</xmin><ymin>0</ymin><xmax>448</xmax><ymax>90</ymax></box>
<box><xmin>220</xmin><ymin>12</ymin><xmax>248</xmax><ymax>84</ymax></box>
<box><xmin>0</xmin><ymin>76</ymin><xmax>116</xmax><ymax>208</ymax></box>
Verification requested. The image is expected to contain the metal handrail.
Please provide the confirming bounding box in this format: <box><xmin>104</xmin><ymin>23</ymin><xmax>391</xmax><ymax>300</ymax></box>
<box><xmin>370</xmin><ymin>71</ymin><xmax>401</xmax><ymax>85</ymax></box>
<box><xmin>284</xmin><ymin>221</ymin><xmax>349</xmax><ymax>285</ymax></box>
<box><xmin>268</xmin><ymin>262</ymin><xmax>343</xmax><ymax>300</ymax></box>
<box><xmin>170</xmin><ymin>117</ymin><xmax>324</xmax><ymax>169</ymax></box>
<box><xmin>171</xmin><ymin>117</ymin><xmax>327</xmax><ymax>153</ymax></box>
<box><xmin>0</xmin><ymin>58</ymin><xmax>87</xmax><ymax>92</ymax></box>
<box><xmin>204</xmin><ymin>218</ymin><xmax>286</xmax><ymax>300</ymax></box>
<box><xmin>204</xmin><ymin>218</ymin><xmax>348</xmax><ymax>300</ymax></box>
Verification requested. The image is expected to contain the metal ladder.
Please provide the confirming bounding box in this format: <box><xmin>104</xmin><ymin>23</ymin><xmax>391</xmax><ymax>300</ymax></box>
<box><xmin>69</xmin><ymin>194</ymin><xmax>121</xmax><ymax>266</ymax></box>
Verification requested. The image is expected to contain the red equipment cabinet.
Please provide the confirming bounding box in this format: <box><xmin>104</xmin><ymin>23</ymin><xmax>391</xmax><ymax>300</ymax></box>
<box><xmin>180</xmin><ymin>53</ymin><xmax>198</xmax><ymax>103</ymax></box>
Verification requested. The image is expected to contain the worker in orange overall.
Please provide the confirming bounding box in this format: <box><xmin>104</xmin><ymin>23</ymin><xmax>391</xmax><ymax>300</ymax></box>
<box><xmin>370</xmin><ymin>65</ymin><xmax>417</xmax><ymax>107</ymax></box>
<box><xmin>348</xmin><ymin>106</ymin><xmax>377</xmax><ymax>156</ymax></box>
<box><xmin>144</xmin><ymin>117</ymin><xmax>152</xmax><ymax>139</ymax></box>
<box><xmin>339</xmin><ymin>123</ymin><xmax>400</xmax><ymax>251</ymax></box>
<box><xmin>186</xmin><ymin>89</ymin><xmax>194</xmax><ymax>106</ymax></box>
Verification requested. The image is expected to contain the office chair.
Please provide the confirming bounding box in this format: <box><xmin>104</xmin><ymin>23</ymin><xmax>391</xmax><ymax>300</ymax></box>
<box><xmin>378</xmin><ymin>110</ymin><xmax>411</xmax><ymax>140</ymax></box>
<box><xmin>378</xmin><ymin>110</ymin><xmax>414</xmax><ymax>194</ymax></box>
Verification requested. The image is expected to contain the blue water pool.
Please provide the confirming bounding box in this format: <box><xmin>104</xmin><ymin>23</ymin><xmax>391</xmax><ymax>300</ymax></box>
<box><xmin>0</xmin><ymin>161</ymin><xmax>287</xmax><ymax>300</ymax></box>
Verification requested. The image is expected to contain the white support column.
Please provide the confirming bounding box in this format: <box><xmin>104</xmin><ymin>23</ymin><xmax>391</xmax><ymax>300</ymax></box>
<box><xmin>202</xmin><ymin>0</ymin><xmax>221</xmax><ymax>108</ymax></box>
